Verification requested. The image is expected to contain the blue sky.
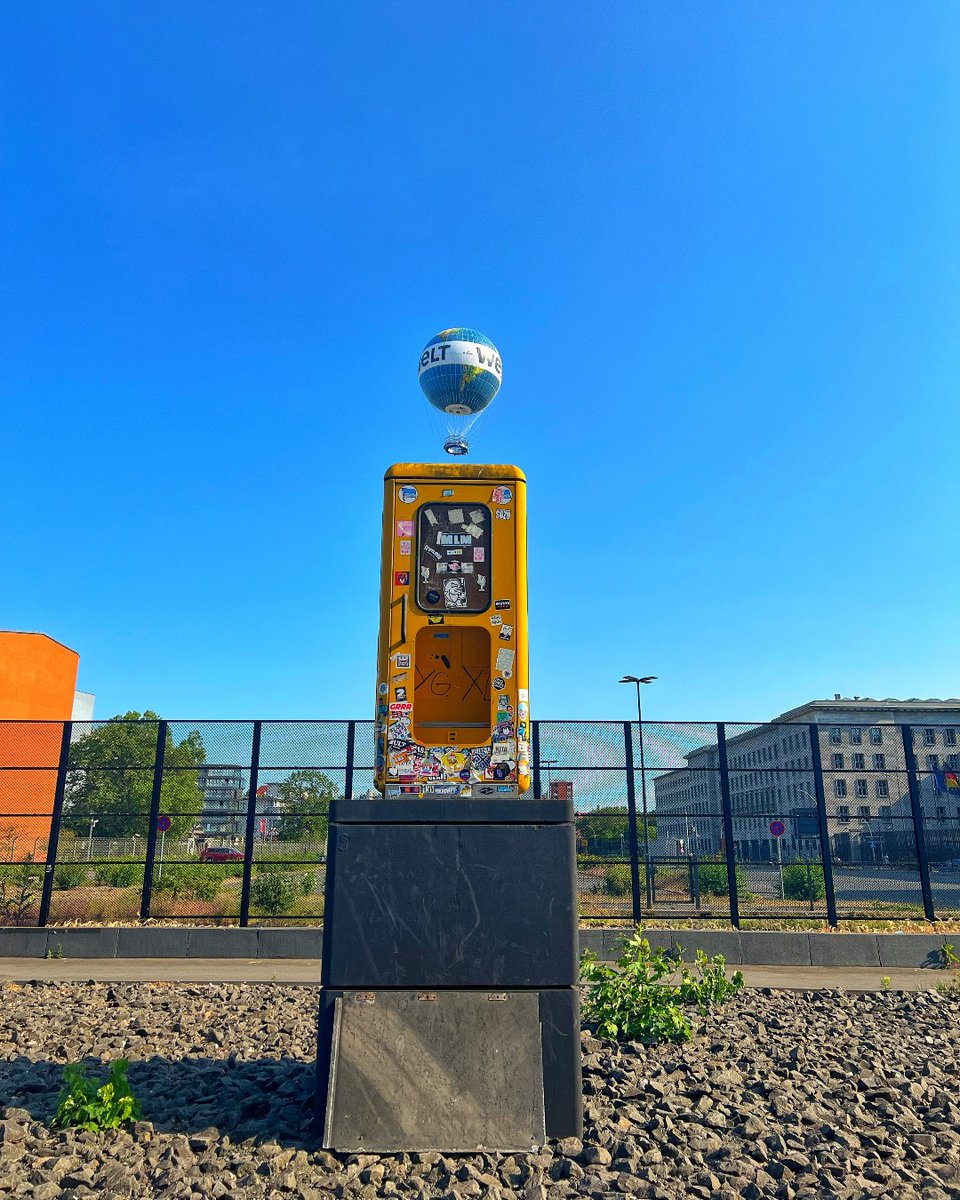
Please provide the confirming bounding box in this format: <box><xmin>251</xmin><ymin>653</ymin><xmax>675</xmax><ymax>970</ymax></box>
<box><xmin>1</xmin><ymin>3</ymin><xmax>957</xmax><ymax>724</ymax></box>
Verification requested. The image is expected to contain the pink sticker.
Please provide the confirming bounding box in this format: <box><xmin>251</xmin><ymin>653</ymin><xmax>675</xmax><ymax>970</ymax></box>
<box><xmin>397</xmin><ymin>520</ymin><xmax>414</xmax><ymax>537</ymax></box>
<box><xmin>399</xmin><ymin>539</ymin><xmax>411</xmax><ymax>556</ymax></box>
<box><xmin>473</xmin><ymin>547</ymin><xmax>485</xmax><ymax>562</ymax></box>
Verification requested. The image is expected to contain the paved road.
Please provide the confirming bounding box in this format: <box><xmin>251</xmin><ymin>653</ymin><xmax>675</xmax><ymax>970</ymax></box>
<box><xmin>0</xmin><ymin>958</ymin><xmax>944</xmax><ymax>991</ymax></box>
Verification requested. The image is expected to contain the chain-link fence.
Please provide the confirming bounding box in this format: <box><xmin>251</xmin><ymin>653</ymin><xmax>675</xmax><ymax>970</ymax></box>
<box><xmin>0</xmin><ymin>718</ymin><xmax>957</xmax><ymax>926</ymax></box>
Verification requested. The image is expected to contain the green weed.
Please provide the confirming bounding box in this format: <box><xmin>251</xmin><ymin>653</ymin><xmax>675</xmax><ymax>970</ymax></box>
<box><xmin>53</xmin><ymin>1060</ymin><xmax>143</xmax><ymax>1132</ymax></box>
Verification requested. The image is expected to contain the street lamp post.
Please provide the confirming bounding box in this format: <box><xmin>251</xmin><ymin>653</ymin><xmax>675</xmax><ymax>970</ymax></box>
<box><xmin>620</xmin><ymin>675</ymin><xmax>657</xmax><ymax>910</ymax></box>
<box><xmin>86</xmin><ymin>817</ymin><xmax>98</xmax><ymax>862</ymax></box>
<box><xmin>541</xmin><ymin>759</ymin><xmax>558</xmax><ymax>802</ymax></box>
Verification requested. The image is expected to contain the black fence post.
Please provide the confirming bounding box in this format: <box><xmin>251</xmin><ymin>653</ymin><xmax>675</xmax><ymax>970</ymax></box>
<box><xmin>809</xmin><ymin>724</ymin><xmax>838</xmax><ymax>927</ymax></box>
<box><xmin>902</xmin><ymin>724</ymin><xmax>936</xmax><ymax>921</ymax></box>
<box><xmin>716</xmin><ymin>724</ymin><xmax>740</xmax><ymax>929</ymax></box>
<box><xmin>531</xmin><ymin>721</ymin><xmax>542</xmax><ymax>799</ymax></box>
<box><xmin>623</xmin><ymin>721</ymin><xmax>643</xmax><ymax>925</ymax></box>
<box><xmin>344</xmin><ymin>720</ymin><xmax>356</xmax><ymax>801</ymax></box>
<box><xmin>140</xmin><ymin>721</ymin><xmax>168</xmax><ymax>922</ymax></box>
<box><xmin>239</xmin><ymin>721</ymin><xmax>262</xmax><ymax>928</ymax></box>
<box><xmin>38</xmin><ymin>721</ymin><xmax>73</xmax><ymax>928</ymax></box>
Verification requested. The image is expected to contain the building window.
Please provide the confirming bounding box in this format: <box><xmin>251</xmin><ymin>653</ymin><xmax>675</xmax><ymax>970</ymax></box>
<box><xmin>831</xmin><ymin>728</ymin><xmax>842</xmax><ymax>745</ymax></box>
<box><xmin>924</xmin><ymin>728</ymin><xmax>937</xmax><ymax>746</ymax></box>
<box><xmin>875</xmin><ymin>779</ymin><xmax>889</xmax><ymax>799</ymax></box>
<box><xmin>850</xmin><ymin>727</ymin><xmax>862</xmax><ymax>745</ymax></box>
<box><xmin>837</xmin><ymin>805</ymin><xmax>850</xmax><ymax>821</ymax></box>
<box><xmin>834</xmin><ymin>780</ymin><xmax>847</xmax><ymax>799</ymax></box>
<box><xmin>858</xmin><ymin>805</ymin><xmax>870</xmax><ymax>819</ymax></box>
<box><xmin>927</xmin><ymin>754</ymin><xmax>940</xmax><ymax>771</ymax></box>
<box><xmin>871</xmin><ymin>728</ymin><xmax>883</xmax><ymax>745</ymax></box>
<box><xmin>832</xmin><ymin>753</ymin><xmax>844</xmax><ymax>770</ymax></box>
<box><xmin>879</xmin><ymin>806</ymin><xmax>892</xmax><ymax>820</ymax></box>
<box><xmin>853</xmin><ymin>753</ymin><xmax>865</xmax><ymax>770</ymax></box>
<box><xmin>874</xmin><ymin>754</ymin><xmax>886</xmax><ymax>770</ymax></box>
<box><xmin>944</xmin><ymin>729</ymin><xmax>957</xmax><ymax>747</ymax></box>
<box><xmin>855</xmin><ymin>779</ymin><xmax>868</xmax><ymax>798</ymax></box>
<box><xmin>936</xmin><ymin>806</ymin><xmax>946</xmax><ymax>821</ymax></box>
<box><xmin>949</xmin><ymin>755</ymin><xmax>960</xmax><ymax>771</ymax></box>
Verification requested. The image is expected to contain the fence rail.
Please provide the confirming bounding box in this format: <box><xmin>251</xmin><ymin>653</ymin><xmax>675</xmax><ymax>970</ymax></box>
<box><xmin>1</xmin><ymin>718</ymin><xmax>959</xmax><ymax>926</ymax></box>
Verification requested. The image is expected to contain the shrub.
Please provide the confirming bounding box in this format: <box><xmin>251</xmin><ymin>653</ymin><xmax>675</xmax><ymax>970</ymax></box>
<box><xmin>0</xmin><ymin>858</ymin><xmax>42</xmax><ymax>925</ymax></box>
<box><xmin>251</xmin><ymin>871</ymin><xmax>298</xmax><ymax>914</ymax></box>
<box><xmin>599</xmin><ymin>864</ymin><xmax>632</xmax><ymax>897</ymax></box>
<box><xmin>153</xmin><ymin>865</ymin><xmax>220</xmax><ymax>902</ymax></box>
<box><xmin>54</xmin><ymin>864</ymin><xmax>89</xmax><ymax>890</ymax></box>
<box><xmin>94</xmin><ymin>861</ymin><xmax>144</xmax><ymax>889</ymax></box>
<box><xmin>782</xmin><ymin>861</ymin><xmax>825</xmax><ymax>901</ymax></box>
<box><xmin>580</xmin><ymin>933</ymin><xmax>744</xmax><ymax>1044</ymax></box>
<box><xmin>53</xmin><ymin>1059</ymin><xmax>142</xmax><ymax>1132</ymax></box>
<box><xmin>695</xmin><ymin>859</ymin><xmax>746</xmax><ymax>897</ymax></box>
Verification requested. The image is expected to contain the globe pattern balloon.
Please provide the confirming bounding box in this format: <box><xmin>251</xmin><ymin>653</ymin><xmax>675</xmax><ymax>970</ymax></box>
<box><xmin>418</xmin><ymin>327</ymin><xmax>502</xmax><ymax>455</ymax></box>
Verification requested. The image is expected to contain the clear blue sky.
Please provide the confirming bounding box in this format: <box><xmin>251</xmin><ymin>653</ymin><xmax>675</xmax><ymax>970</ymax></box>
<box><xmin>2</xmin><ymin>3</ymin><xmax>957</xmax><ymax>724</ymax></box>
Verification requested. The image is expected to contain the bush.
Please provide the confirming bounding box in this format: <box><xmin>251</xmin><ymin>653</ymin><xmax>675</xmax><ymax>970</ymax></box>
<box><xmin>580</xmin><ymin>934</ymin><xmax>744</xmax><ymax>1043</ymax></box>
<box><xmin>153</xmin><ymin>865</ymin><xmax>220</xmax><ymax>902</ymax></box>
<box><xmin>599</xmin><ymin>864</ymin><xmax>632</xmax><ymax>897</ymax></box>
<box><xmin>251</xmin><ymin>872</ymin><xmax>298</xmax><ymax>914</ymax></box>
<box><xmin>94</xmin><ymin>861</ymin><xmax>144</xmax><ymax>889</ymax></box>
<box><xmin>54</xmin><ymin>864</ymin><xmax>89</xmax><ymax>890</ymax></box>
<box><xmin>782</xmin><ymin>861</ymin><xmax>825</xmax><ymax>901</ymax></box>
<box><xmin>695</xmin><ymin>859</ymin><xmax>746</xmax><ymax>897</ymax></box>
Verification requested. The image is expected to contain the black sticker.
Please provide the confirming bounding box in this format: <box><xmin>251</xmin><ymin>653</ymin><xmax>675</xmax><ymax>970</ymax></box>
<box><xmin>495</xmin><ymin>599</ymin><xmax>511</xmax><ymax>610</ymax></box>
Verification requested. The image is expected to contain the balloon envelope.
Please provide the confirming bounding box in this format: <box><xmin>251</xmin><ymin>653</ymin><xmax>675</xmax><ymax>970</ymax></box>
<box><xmin>418</xmin><ymin>328</ymin><xmax>502</xmax><ymax>417</ymax></box>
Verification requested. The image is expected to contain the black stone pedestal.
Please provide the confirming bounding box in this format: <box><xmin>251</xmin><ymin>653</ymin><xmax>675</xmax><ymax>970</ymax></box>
<box><xmin>316</xmin><ymin>798</ymin><xmax>582</xmax><ymax>1150</ymax></box>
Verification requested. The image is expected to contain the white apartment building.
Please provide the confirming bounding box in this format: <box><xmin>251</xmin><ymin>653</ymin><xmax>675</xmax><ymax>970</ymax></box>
<box><xmin>650</xmin><ymin>697</ymin><xmax>960</xmax><ymax>864</ymax></box>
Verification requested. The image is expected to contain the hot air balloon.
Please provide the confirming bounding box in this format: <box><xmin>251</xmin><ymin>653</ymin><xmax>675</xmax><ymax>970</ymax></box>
<box><xmin>418</xmin><ymin>327</ymin><xmax>502</xmax><ymax>456</ymax></box>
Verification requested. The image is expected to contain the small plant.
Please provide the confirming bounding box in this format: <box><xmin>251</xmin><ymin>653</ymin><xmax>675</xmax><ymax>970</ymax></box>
<box><xmin>0</xmin><ymin>857</ymin><xmax>42</xmax><ymax>925</ymax></box>
<box><xmin>53</xmin><ymin>864</ymin><xmax>89</xmax><ymax>890</ymax></box>
<box><xmin>94</xmin><ymin>861</ymin><xmax>144</xmax><ymax>889</ymax></box>
<box><xmin>936</xmin><ymin>977</ymin><xmax>960</xmax><ymax>996</ymax></box>
<box><xmin>881</xmin><ymin>976</ymin><xmax>891</xmax><ymax>990</ymax></box>
<box><xmin>250</xmin><ymin>871</ymin><xmax>298</xmax><ymax>914</ymax></box>
<box><xmin>580</xmin><ymin>933</ymin><xmax>744</xmax><ymax>1044</ymax></box>
<box><xmin>53</xmin><ymin>1059</ymin><xmax>142</xmax><ymax>1132</ymax></box>
<box><xmin>941</xmin><ymin>943</ymin><xmax>960</xmax><ymax>969</ymax></box>
<box><xmin>782</xmin><ymin>862</ymin><xmax>826</xmax><ymax>902</ymax></box>
<box><xmin>599</xmin><ymin>864</ymin><xmax>632</xmax><ymax>897</ymax></box>
<box><xmin>44</xmin><ymin>943</ymin><xmax>64</xmax><ymax>960</ymax></box>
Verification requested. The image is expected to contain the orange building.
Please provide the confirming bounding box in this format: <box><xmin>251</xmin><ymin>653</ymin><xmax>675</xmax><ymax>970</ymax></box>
<box><xmin>0</xmin><ymin>632</ymin><xmax>80</xmax><ymax>861</ymax></box>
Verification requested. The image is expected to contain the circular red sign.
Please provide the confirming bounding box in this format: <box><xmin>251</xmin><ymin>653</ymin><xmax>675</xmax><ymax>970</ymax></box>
<box><xmin>769</xmin><ymin>819</ymin><xmax>785</xmax><ymax>838</ymax></box>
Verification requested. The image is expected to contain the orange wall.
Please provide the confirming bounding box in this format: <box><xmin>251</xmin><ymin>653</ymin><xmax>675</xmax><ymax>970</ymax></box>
<box><xmin>0</xmin><ymin>633</ymin><xmax>80</xmax><ymax>861</ymax></box>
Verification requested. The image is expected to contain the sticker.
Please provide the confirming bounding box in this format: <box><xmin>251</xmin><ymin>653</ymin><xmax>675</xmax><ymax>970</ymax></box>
<box><xmin>448</xmin><ymin>508</ymin><xmax>464</xmax><ymax>524</ymax></box>
<box><xmin>395</xmin><ymin>686</ymin><xmax>408</xmax><ymax>701</ymax></box>
<box><xmin>473</xmin><ymin>547</ymin><xmax>485</xmax><ymax>562</ymax></box>
<box><xmin>442</xmin><ymin>488</ymin><xmax>454</xmax><ymax>497</ymax></box>
<box><xmin>490</xmin><ymin>614</ymin><xmax>503</xmax><ymax>626</ymax></box>
<box><xmin>461</xmin><ymin>563</ymin><xmax>474</xmax><ymax>574</ymax></box>
<box><xmin>390</xmin><ymin>702</ymin><xmax>413</xmax><ymax>714</ymax></box>
<box><xmin>437</xmin><ymin>562</ymin><xmax>448</xmax><ymax>573</ymax></box>
<box><xmin>495</xmin><ymin>509</ymin><xmax>511</xmax><ymax>520</ymax></box>
<box><xmin>519</xmin><ymin>689</ymin><xmax>529</xmax><ymax>702</ymax></box>
<box><xmin>399</xmin><ymin>539</ymin><xmax>411</xmax><ymax>556</ymax></box>
<box><xmin>495</xmin><ymin>599</ymin><xmax>511</xmax><ymax>610</ymax></box>
<box><xmin>492</xmin><ymin>759</ymin><xmax>514</xmax><ymax>779</ymax></box>
<box><xmin>499</xmin><ymin>624</ymin><xmax>513</xmax><ymax>641</ymax></box>
<box><xmin>496</xmin><ymin>647</ymin><xmax>516</xmax><ymax>673</ymax></box>
<box><xmin>448</xmin><ymin>560</ymin><xmax>461</xmax><ymax>573</ymax></box>
<box><xmin>397</xmin><ymin>520</ymin><xmax>414</xmax><ymax>537</ymax></box>
<box><xmin>424</xmin><ymin>545</ymin><xmax>441</xmax><ymax>560</ymax></box>
<box><xmin>518</xmin><ymin>761</ymin><xmax>530</xmax><ymax>777</ymax></box>
<box><xmin>459</xmin><ymin>768</ymin><xmax>471</xmax><ymax>782</ymax></box>
<box><xmin>428</xmin><ymin>614</ymin><xmax>444</xmax><ymax>625</ymax></box>
<box><xmin>443</xmin><ymin>577</ymin><xmax>468</xmax><ymax>607</ymax></box>
<box><xmin>394</xmin><ymin>654</ymin><xmax>411</xmax><ymax>668</ymax></box>
<box><xmin>398</xmin><ymin>486</ymin><xmax>418</xmax><ymax>503</ymax></box>
<box><xmin>377</xmin><ymin>682</ymin><xmax>388</xmax><ymax>696</ymax></box>
<box><xmin>394</xmin><ymin>571</ymin><xmax>410</xmax><ymax>586</ymax></box>
<box><xmin>421</xmin><ymin>566</ymin><xmax>430</xmax><ymax>582</ymax></box>
<box><xmin>477</xmin><ymin>574</ymin><xmax>487</xmax><ymax>592</ymax></box>
<box><xmin>496</xmin><ymin>785</ymin><xmax>514</xmax><ymax>793</ymax></box>
<box><xmin>426</xmin><ymin>588</ymin><xmax>441</xmax><ymax>603</ymax></box>
<box><xmin>438</xmin><ymin>532</ymin><xmax>472</xmax><ymax>547</ymax></box>
<box><xmin>493</xmin><ymin>677</ymin><xmax>506</xmax><ymax>691</ymax></box>
<box><xmin>392</xmin><ymin>673</ymin><xmax>407</xmax><ymax>684</ymax></box>
<box><xmin>385</xmin><ymin>785</ymin><xmax>403</xmax><ymax>796</ymax></box>
<box><xmin>492</xmin><ymin>741</ymin><xmax>516</xmax><ymax>762</ymax></box>
<box><xmin>424</xmin><ymin>508</ymin><xmax>437</xmax><ymax>526</ymax></box>
<box><xmin>469</xmin><ymin>509</ymin><xmax>485</xmax><ymax>524</ymax></box>
<box><xmin>446</xmin><ymin>548</ymin><xmax>463</xmax><ymax>556</ymax></box>
<box><xmin>463</xmin><ymin>523</ymin><xmax>483</xmax><ymax>538</ymax></box>
<box><xmin>502</xmin><ymin>668</ymin><xmax>512</xmax><ymax>679</ymax></box>
<box><xmin>491</xmin><ymin>485</ymin><xmax>513</xmax><ymax>503</ymax></box>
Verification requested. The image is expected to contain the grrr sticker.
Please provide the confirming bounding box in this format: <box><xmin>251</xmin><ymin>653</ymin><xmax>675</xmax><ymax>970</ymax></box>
<box><xmin>496</xmin><ymin>647</ymin><xmax>516</xmax><ymax>673</ymax></box>
<box><xmin>495</xmin><ymin>509</ymin><xmax>511</xmax><ymax>521</ymax></box>
<box><xmin>499</xmin><ymin>624</ymin><xmax>513</xmax><ymax>641</ymax></box>
<box><xmin>397</xmin><ymin>520</ymin><xmax>414</xmax><ymax>537</ymax></box>
<box><xmin>395</xmin><ymin>686</ymin><xmax>408</xmax><ymax>701</ymax></box>
<box><xmin>394</xmin><ymin>571</ymin><xmax>410</xmax><ymax>586</ymax></box>
<box><xmin>473</xmin><ymin>547</ymin><xmax>485</xmax><ymax>562</ymax></box>
<box><xmin>377</xmin><ymin>682</ymin><xmax>388</xmax><ymax>696</ymax></box>
<box><xmin>493</xmin><ymin>677</ymin><xmax>506</xmax><ymax>691</ymax></box>
<box><xmin>394</xmin><ymin>653</ymin><xmax>411</xmax><ymax>668</ymax></box>
<box><xmin>398</xmin><ymin>486</ymin><xmax>418</xmax><ymax>503</ymax></box>
<box><xmin>490</xmin><ymin>614</ymin><xmax>503</xmax><ymax>626</ymax></box>
<box><xmin>495</xmin><ymin>599</ymin><xmax>511</xmax><ymax>610</ymax></box>
<box><xmin>399</xmin><ymin>539</ymin><xmax>411</xmax><ymax>556</ymax></box>
<box><xmin>491</xmin><ymin>486</ymin><xmax>513</xmax><ymax>504</ymax></box>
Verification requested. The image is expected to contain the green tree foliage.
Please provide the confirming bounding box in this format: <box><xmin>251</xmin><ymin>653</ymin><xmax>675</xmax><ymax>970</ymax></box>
<box><xmin>274</xmin><ymin>770</ymin><xmax>337</xmax><ymax>843</ymax></box>
<box><xmin>64</xmin><ymin>713</ymin><xmax>205</xmax><ymax>839</ymax></box>
<box><xmin>576</xmin><ymin>807</ymin><xmax>655</xmax><ymax>852</ymax></box>
<box><xmin>781</xmin><ymin>861</ymin><xmax>826</xmax><ymax>901</ymax></box>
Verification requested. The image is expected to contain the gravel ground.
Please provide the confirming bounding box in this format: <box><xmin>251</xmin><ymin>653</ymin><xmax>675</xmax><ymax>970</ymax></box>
<box><xmin>1</xmin><ymin>981</ymin><xmax>959</xmax><ymax>1199</ymax></box>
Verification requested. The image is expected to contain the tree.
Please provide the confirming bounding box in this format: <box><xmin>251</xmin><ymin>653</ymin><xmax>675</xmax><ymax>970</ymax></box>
<box><xmin>274</xmin><ymin>770</ymin><xmax>337</xmax><ymax>843</ymax></box>
<box><xmin>576</xmin><ymin>807</ymin><xmax>656</xmax><ymax>852</ymax></box>
<box><xmin>64</xmin><ymin>712</ymin><xmax>205</xmax><ymax>839</ymax></box>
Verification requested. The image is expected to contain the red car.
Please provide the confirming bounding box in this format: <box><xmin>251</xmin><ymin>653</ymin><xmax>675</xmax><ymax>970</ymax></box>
<box><xmin>200</xmin><ymin>846</ymin><xmax>244</xmax><ymax>863</ymax></box>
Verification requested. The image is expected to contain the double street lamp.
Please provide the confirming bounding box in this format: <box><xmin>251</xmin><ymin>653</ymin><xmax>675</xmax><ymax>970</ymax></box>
<box><xmin>619</xmin><ymin>675</ymin><xmax>657</xmax><ymax>909</ymax></box>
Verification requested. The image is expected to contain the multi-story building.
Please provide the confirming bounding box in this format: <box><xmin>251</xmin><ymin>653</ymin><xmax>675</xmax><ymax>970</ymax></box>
<box><xmin>198</xmin><ymin>765</ymin><xmax>246</xmax><ymax>839</ymax></box>
<box><xmin>650</xmin><ymin>697</ymin><xmax>960</xmax><ymax>865</ymax></box>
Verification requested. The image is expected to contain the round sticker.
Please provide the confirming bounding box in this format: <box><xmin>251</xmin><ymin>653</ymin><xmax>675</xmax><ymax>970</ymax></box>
<box><xmin>493</xmin><ymin>677</ymin><xmax>506</xmax><ymax>691</ymax></box>
<box><xmin>398</xmin><ymin>485</ymin><xmax>418</xmax><ymax>503</ymax></box>
<box><xmin>377</xmin><ymin>682</ymin><xmax>388</xmax><ymax>696</ymax></box>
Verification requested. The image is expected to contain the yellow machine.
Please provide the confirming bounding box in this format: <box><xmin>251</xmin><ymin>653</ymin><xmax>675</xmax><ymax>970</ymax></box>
<box><xmin>375</xmin><ymin>463</ymin><xmax>530</xmax><ymax>797</ymax></box>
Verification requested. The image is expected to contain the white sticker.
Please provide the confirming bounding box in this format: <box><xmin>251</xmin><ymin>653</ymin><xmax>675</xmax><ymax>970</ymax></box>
<box><xmin>469</xmin><ymin>509</ymin><xmax>485</xmax><ymax>524</ymax></box>
<box><xmin>462</xmin><ymin>524</ymin><xmax>483</xmax><ymax>538</ymax></box>
<box><xmin>394</xmin><ymin>654</ymin><xmax>411</xmax><ymax>668</ymax></box>
<box><xmin>496</xmin><ymin>647</ymin><xmax>515</xmax><ymax>673</ymax></box>
<box><xmin>490</xmin><ymin>614</ymin><xmax>503</xmax><ymax>626</ymax></box>
<box><xmin>448</xmin><ymin>508</ymin><xmax>464</xmax><ymax>524</ymax></box>
<box><xmin>398</xmin><ymin>485</ymin><xmax>418</xmax><ymax>503</ymax></box>
<box><xmin>477</xmin><ymin>575</ymin><xmax>487</xmax><ymax>591</ymax></box>
<box><xmin>495</xmin><ymin>509</ymin><xmax>511</xmax><ymax>521</ymax></box>
<box><xmin>499</xmin><ymin>624</ymin><xmax>513</xmax><ymax>641</ymax></box>
<box><xmin>461</xmin><ymin>563</ymin><xmax>474</xmax><ymax>574</ymax></box>
<box><xmin>518</xmin><ymin>689</ymin><xmax>529</xmax><ymax>702</ymax></box>
<box><xmin>399</xmin><ymin>539</ymin><xmax>411</xmax><ymax>556</ymax></box>
<box><xmin>424</xmin><ymin>508</ymin><xmax>437</xmax><ymax>526</ymax></box>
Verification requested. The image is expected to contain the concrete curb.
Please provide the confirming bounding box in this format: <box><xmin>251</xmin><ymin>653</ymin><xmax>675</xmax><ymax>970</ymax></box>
<box><xmin>0</xmin><ymin>927</ymin><xmax>954</xmax><ymax>969</ymax></box>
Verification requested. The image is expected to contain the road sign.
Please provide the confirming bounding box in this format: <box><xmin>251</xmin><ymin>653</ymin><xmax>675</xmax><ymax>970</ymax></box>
<box><xmin>156</xmin><ymin>815</ymin><xmax>172</xmax><ymax>833</ymax></box>
<box><xmin>769</xmin><ymin>819</ymin><xmax>785</xmax><ymax>838</ymax></box>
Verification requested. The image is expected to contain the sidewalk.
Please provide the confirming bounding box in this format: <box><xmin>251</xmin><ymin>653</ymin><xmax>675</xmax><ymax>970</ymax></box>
<box><xmin>0</xmin><ymin>958</ymin><xmax>945</xmax><ymax>990</ymax></box>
